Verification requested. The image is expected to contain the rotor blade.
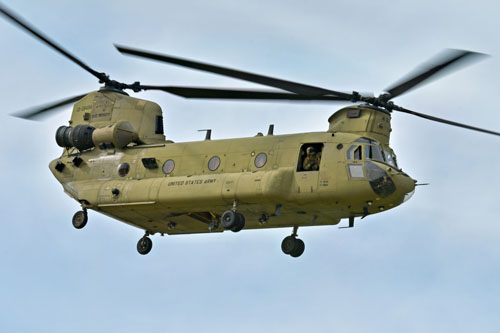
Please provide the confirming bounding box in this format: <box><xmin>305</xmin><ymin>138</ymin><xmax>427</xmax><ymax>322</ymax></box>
<box><xmin>0</xmin><ymin>4</ymin><xmax>108</xmax><ymax>83</ymax></box>
<box><xmin>385</xmin><ymin>49</ymin><xmax>488</xmax><ymax>99</ymax></box>
<box><xmin>12</xmin><ymin>93</ymin><xmax>87</xmax><ymax>120</ymax></box>
<box><xmin>140</xmin><ymin>86</ymin><xmax>351</xmax><ymax>101</ymax></box>
<box><xmin>115</xmin><ymin>45</ymin><xmax>353</xmax><ymax>99</ymax></box>
<box><xmin>393</xmin><ymin>105</ymin><xmax>500</xmax><ymax>137</ymax></box>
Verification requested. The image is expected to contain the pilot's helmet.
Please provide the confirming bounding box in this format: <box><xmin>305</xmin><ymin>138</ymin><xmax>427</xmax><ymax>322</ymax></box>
<box><xmin>306</xmin><ymin>146</ymin><xmax>316</xmax><ymax>154</ymax></box>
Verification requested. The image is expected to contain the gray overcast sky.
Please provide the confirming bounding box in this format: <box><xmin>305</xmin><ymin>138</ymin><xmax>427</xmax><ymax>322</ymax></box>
<box><xmin>1</xmin><ymin>0</ymin><xmax>500</xmax><ymax>332</ymax></box>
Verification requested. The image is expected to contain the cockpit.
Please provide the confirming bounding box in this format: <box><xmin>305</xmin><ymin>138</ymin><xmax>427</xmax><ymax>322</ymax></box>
<box><xmin>346</xmin><ymin>137</ymin><xmax>401</xmax><ymax>198</ymax></box>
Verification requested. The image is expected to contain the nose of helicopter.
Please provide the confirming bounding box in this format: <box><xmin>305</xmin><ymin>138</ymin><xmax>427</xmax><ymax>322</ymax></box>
<box><xmin>391</xmin><ymin>172</ymin><xmax>416</xmax><ymax>202</ymax></box>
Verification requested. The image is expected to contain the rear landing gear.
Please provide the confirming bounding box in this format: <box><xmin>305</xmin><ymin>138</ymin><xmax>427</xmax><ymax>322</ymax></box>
<box><xmin>137</xmin><ymin>234</ymin><xmax>153</xmax><ymax>255</ymax></box>
<box><xmin>71</xmin><ymin>206</ymin><xmax>155</xmax><ymax>255</ymax></box>
<box><xmin>281</xmin><ymin>226</ymin><xmax>305</xmax><ymax>258</ymax></box>
<box><xmin>72</xmin><ymin>209</ymin><xmax>88</xmax><ymax>229</ymax></box>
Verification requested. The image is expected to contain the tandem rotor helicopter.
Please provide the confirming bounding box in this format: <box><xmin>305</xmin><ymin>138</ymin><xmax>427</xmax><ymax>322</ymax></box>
<box><xmin>2</xmin><ymin>5</ymin><xmax>499</xmax><ymax>258</ymax></box>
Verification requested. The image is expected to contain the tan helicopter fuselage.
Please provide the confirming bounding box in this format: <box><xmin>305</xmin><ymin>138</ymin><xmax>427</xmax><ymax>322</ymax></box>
<box><xmin>49</xmin><ymin>90</ymin><xmax>415</xmax><ymax>235</ymax></box>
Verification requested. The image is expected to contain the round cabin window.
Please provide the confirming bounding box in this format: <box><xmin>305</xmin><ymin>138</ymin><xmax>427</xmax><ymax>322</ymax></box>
<box><xmin>254</xmin><ymin>152</ymin><xmax>267</xmax><ymax>168</ymax></box>
<box><xmin>208</xmin><ymin>156</ymin><xmax>221</xmax><ymax>171</ymax></box>
<box><xmin>117</xmin><ymin>163</ymin><xmax>130</xmax><ymax>177</ymax></box>
<box><xmin>162</xmin><ymin>159</ymin><xmax>175</xmax><ymax>174</ymax></box>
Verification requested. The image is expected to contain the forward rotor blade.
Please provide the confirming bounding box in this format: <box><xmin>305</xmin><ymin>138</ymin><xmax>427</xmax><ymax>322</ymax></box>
<box><xmin>140</xmin><ymin>86</ymin><xmax>350</xmax><ymax>101</ymax></box>
<box><xmin>393</xmin><ymin>105</ymin><xmax>500</xmax><ymax>137</ymax></box>
<box><xmin>115</xmin><ymin>45</ymin><xmax>353</xmax><ymax>99</ymax></box>
<box><xmin>12</xmin><ymin>93</ymin><xmax>87</xmax><ymax>120</ymax></box>
<box><xmin>0</xmin><ymin>4</ymin><xmax>107</xmax><ymax>83</ymax></box>
<box><xmin>385</xmin><ymin>49</ymin><xmax>488</xmax><ymax>99</ymax></box>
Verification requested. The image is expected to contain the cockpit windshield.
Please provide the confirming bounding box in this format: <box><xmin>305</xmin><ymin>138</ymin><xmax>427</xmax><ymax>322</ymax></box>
<box><xmin>348</xmin><ymin>138</ymin><xmax>399</xmax><ymax>169</ymax></box>
<box><xmin>383</xmin><ymin>150</ymin><xmax>398</xmax><ymax>168</ymax></box>
<box><xmin>365</xmin><ymin>144</ymin><xmax>398</xmax><ymax>168</ymax></box>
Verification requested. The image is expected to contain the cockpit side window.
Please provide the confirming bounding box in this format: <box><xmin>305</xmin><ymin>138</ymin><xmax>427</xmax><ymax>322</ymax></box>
<box><xmin>297</xmin><ymin>143</ymin><xmax>323</xmax><ymax>172</ymax></box>
<box><xmin>366</xmin><ymin>145</ymin><xmax>385</xmax><ymax>163</ymax></box>
<box><xmin>353</xmin><ymin>146</ymin><xmax>362</xmax><ymax>160</ymax></box>
<box><xmin>347</xmin><ymin>145</ymin><xmax>362</xmax><ymax>160</ymax></box>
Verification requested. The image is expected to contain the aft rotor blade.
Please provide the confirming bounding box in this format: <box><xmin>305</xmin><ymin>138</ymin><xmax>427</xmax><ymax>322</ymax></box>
<box><xmin>393</xmin><ymin>105</ymin><xmax>500</xmax><ymax>137</ymax></box>
<box><xmin>0</xmin><ymin>4</ymin><xmax>108</xmax><ymax>83</ymax></box>
<box><xmin>140</xmin><ymin>86</ymin><xmax>351</xmax><ymax>101</ymax></box>
<box><xmin>385</xmin><ymin>49</ymin><xmax>487</xmax><ymax>99</ymax></box>
<box><xmin>12</xmin><ymin>93</ymin><xmax>87</xmax><ymax>120</ymax></box>
<box><xmin>115</xmin><ymin>45</ymin><xmax>353</xmax><ymax>99</ymax></box>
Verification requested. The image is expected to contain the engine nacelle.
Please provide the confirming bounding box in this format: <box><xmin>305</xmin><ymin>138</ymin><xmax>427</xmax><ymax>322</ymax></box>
<box><xmin>69</xmin><ymin>90</ymin><xmax>165</xmax><ymax>145</ymax></box>
<box><xmin>56</xmin><ymin>121</ymin><xmax>138</xmax><ymax>151</ymax></box>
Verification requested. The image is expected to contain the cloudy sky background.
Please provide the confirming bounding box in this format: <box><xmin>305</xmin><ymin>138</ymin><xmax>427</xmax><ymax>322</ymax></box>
<box><xmin>1</xmin><ymin>0</ymin><xmax>499</xmax><ymax>332</ymax></box>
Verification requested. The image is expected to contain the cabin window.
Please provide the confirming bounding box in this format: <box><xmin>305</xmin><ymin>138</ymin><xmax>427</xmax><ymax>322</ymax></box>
<box><xmin>254</xmin><ymin>153</ymin><xmax>267</xmax><ymax>168</ymax></box>
<box><xmin>208</xmin><ymin>156</ymin><xmax>221</xmax><ymax>171</ymax></box>
<box><xmin>117</xmin><ymin>163</ymin><xmax>130</xmax><ymax>177</ymax></box>
<box><xmin>142</xmin><ymin>158</ymin><xmax>158</xmax><ymax>169</ymax></box>
<box><xmin>162</xmin><ymin>159</ymin><xmax>175</xmax><ymax>174</ymax></box>
<box><xmin>347</xmin><ymin>145</ymin><xmax>362</xmax><ymax>160</ymax></box>
<box><xmin>297</xmin><ymin>143</ymin><xmax>323</xmax><ymax>172</ymax></box>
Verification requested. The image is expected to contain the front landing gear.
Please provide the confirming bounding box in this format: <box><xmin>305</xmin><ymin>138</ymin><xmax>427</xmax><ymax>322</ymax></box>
<box><xmin>137</xmin><ymin>234</ymin><xmax>153</xmax><ymax>255</ymax></box>
<box><xmin>281</xmin><ymin>226</ymin><xmax>305</xmax><ymax>258</ymax></box>
<box><xmin>72</xmin><ymin>209</ymin><xmax>88</xmax><ymax>229</ymax></box>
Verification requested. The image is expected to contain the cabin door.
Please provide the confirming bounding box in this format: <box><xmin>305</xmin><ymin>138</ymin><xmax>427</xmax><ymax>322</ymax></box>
<box><xmin>318</xmin><ymin>143</ymin><xmax>338</xmax><ymax>193</ymax></box>
<box><xmin>294</xmin><ymin>143</ymin><xmax>323</xmax><ymax>194</ymax></box>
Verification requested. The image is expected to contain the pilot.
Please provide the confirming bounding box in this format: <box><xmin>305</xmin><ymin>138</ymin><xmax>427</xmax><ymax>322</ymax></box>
<box><xmin>303</xmin><ymin>146</ymin><xmax>321</xmax><ymax>171</ymax></box>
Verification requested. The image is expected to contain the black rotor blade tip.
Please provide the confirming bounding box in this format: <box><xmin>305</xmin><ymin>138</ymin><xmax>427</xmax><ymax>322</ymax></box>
<box><xmin>385</xmin><ymin>49</ymin><xmax>489</xmax><ymax>99</ymax></box>
<box><xmin>11</xmin><ymin>93</ymin><xmax>87</xmax><ymax>120</ymax></box>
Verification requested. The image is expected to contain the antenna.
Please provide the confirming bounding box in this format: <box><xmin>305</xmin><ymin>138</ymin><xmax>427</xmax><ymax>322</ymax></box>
<box><xmin>267</xmin><ymin>124</ymin><xmax>274</xmax><ymax>135</ymax></box>
<box><xmin>198</xmin><ymin>129</ymin><xmax>212</xmax><ymax>140</ymax></box>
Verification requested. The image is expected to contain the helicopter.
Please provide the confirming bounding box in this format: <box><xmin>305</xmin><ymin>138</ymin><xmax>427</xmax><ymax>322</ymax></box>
<box><xmin>2</xmin><ymin>4</ymin><xmax>499</xmax><ymax>258</ymax></box>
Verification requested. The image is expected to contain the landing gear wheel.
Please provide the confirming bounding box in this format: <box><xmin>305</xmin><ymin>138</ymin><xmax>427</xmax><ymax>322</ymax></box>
<box><xmin>231</xmin><ymin>213</ymin><xmax>245</xmax><ymax>232</ymax></box>
<box><xmin>281</xmin><ymin>236</ymin><xmax>296</xmax><ymax>255</ymax></box>
<box><xmin>221</xmin><ymin>210</ymin><xmax>237</xmax><ymax>229</ymax></box>
<box><xmin>281</xmin><ymin>236</ymin><xmax>305</xmax><ymax>258</ymax></box>
<box><xmin>221</xmin><ymin>210</ymin><xmax>246</xmax><ymax>232</ymax></box>
<box><xmin>72</xmin><ymin>210</ymin><xmax>88</xmax><ymax>229</ymax></box>
<box><xmin>290</xmin><ymin>238</ymin><xmax>305</xmax><ymax>258</ymax></box>
<box><xmin>137</xmin><ymin>236</ymin><xmax>153</xmax><ymax>255</ymax></box>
